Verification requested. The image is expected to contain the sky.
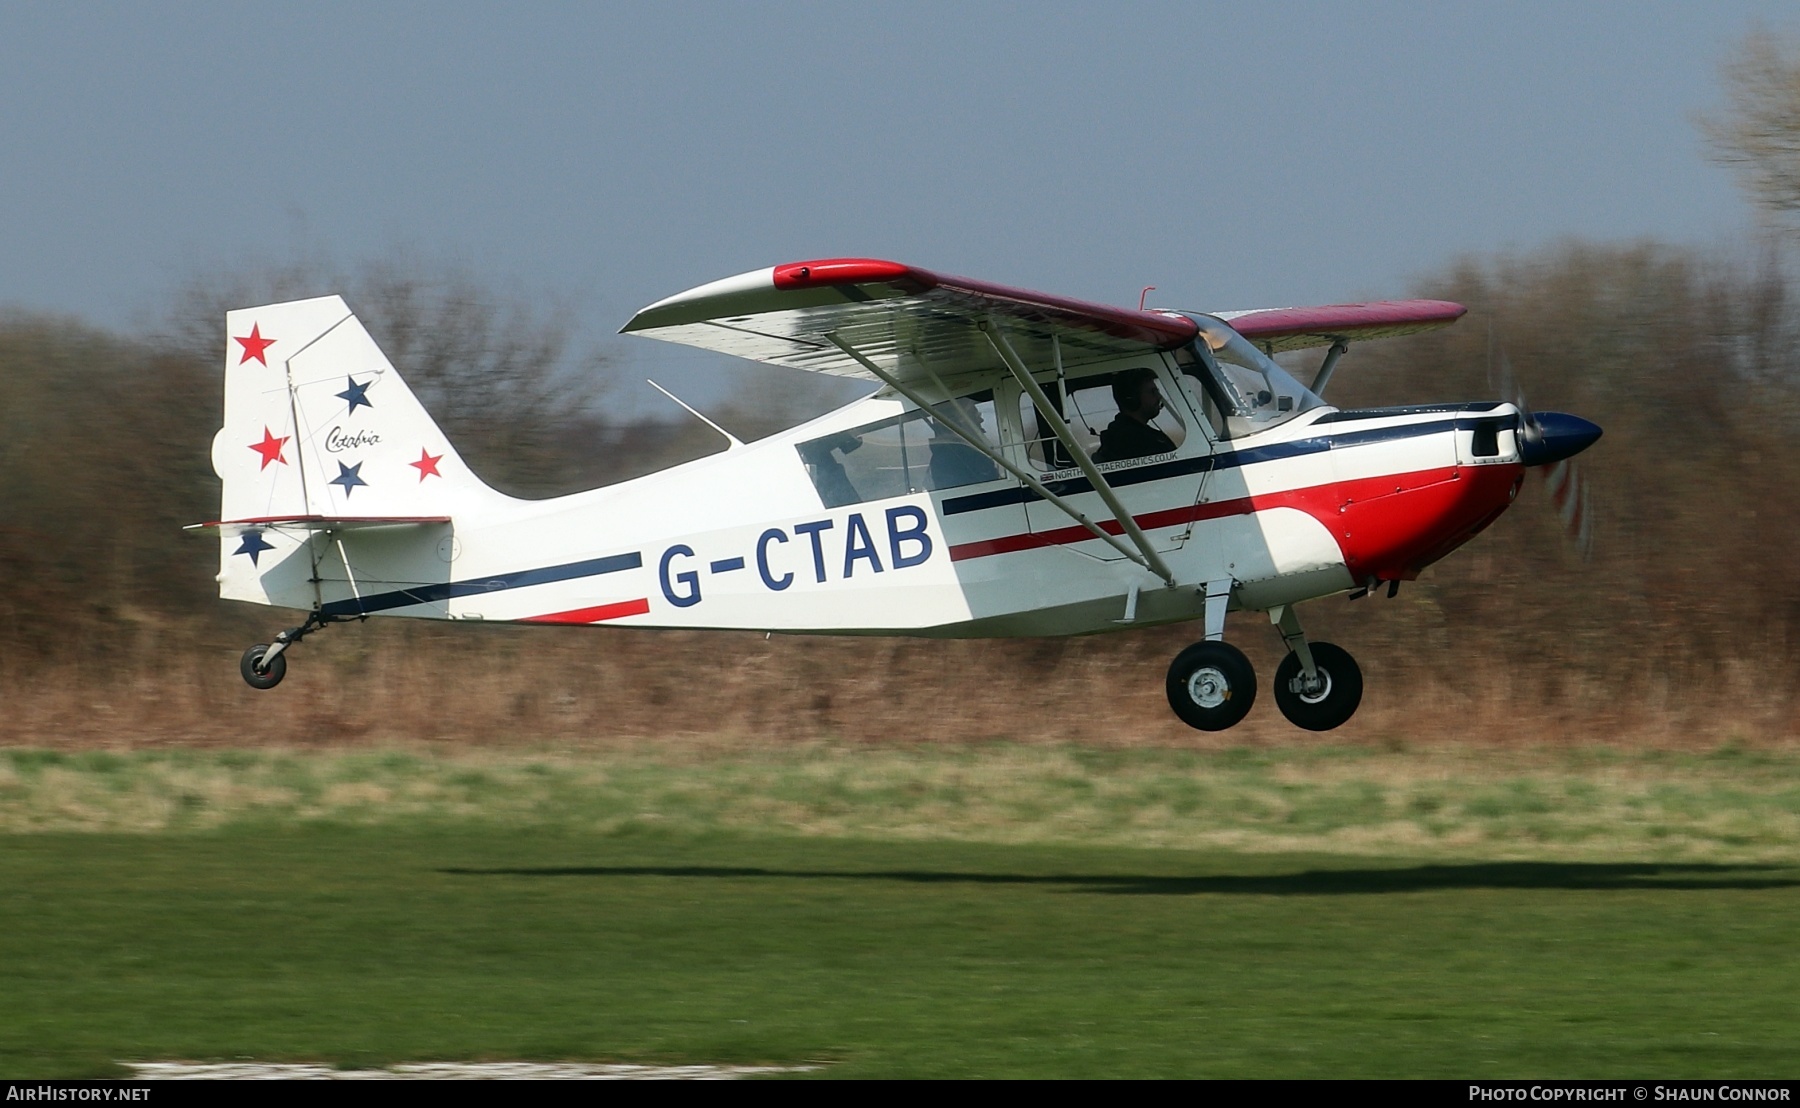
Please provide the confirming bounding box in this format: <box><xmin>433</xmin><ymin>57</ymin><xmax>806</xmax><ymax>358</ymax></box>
<box><xmin>0</xmin><ymin>1</ymin><xmax>1792</xmax><ymax>411</ymax></box>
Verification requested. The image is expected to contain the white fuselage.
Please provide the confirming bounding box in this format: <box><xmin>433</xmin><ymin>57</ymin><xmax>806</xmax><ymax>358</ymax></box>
<box><xmin>228</xmin><ymin>350</ymin><xmax>1526</xmax><ymax>639</ymax></box>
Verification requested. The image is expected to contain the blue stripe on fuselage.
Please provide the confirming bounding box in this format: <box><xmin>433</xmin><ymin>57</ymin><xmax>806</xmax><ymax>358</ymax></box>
<box><xmin>939</xmin><ymin>417</ymin><xmax>1462</xmax><ymax>516</ymax></box>
<box><xmin>320</xmin><ymin>551</ymin><xmax>644</xmax><ymax>617</ymax></box>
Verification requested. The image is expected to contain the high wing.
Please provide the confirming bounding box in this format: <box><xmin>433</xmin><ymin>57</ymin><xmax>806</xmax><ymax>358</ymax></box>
<box><xmin>623</xmin><ymin>259</ymin><xmax>1464</xmax><ymax>380</ymax></box>
<box><xmin>620</xmin><ymin>258</ymin><xmax>1198</xmax><ymax>389</ymax></box>
<box><xmin>1213</xmin><ymin>300</ymin><xmax>1467</xmax><ymax>354</ymax></box>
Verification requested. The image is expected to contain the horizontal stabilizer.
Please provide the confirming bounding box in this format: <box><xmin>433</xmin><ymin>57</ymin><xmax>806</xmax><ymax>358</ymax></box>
<box><xmin>186</xmin><ymin>515</ymin><xmax>451</xmax><ymax>537</ymax></box>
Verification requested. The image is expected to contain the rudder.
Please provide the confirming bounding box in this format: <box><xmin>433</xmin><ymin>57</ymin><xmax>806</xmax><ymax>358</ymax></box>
<box><xmin>212</xmin><ymin>296</ymin><xmax>505</xmax><ymax>523</ymax></box>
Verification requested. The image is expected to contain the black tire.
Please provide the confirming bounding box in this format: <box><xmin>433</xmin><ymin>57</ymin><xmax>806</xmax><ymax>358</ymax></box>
<box><xmin>240</xmin><ymin>644</ymin><xmax>286</xmax><ymax>690</ymax></box>
<box><xmin>1165</xmin><ymin>641</ymin><xmax>1257</xmax><ymax>731</ymax></box>
<box><xmin>1272</xmin><ymin>641</ymin><xmax>1362</xmax><ymax>731</ymax></box>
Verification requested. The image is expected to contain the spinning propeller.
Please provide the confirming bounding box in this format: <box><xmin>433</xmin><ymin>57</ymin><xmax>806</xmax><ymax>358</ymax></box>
<box><xmin>1489</xmin><ymin>334</ymin><xmax>1602</xmax><ymax>558</ymax></box>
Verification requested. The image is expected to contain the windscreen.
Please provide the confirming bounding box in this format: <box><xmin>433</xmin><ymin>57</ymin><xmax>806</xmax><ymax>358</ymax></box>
<box><xmin>1182</xmin><ymin>315</ymin><xmax>1324</xmax><ymax>438</ymax></box>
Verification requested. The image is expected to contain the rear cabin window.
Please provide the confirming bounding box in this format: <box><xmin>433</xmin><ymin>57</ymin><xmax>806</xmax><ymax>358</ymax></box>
<box><xmin>797</xmin><ymin>393</ymin><xmax>1002</xmax><ymax>509</ymax></box>
<box><xmin>1019</xmin><ymin>369</ymin><xmax>1185</xmax><ymax>471</ymax></box>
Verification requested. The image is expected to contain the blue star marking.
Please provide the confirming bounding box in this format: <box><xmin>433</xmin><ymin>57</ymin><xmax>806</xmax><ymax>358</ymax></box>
<box><xmin>234</xmin><ymin>530</ymin><xmax>276</xmax><ymax>566</ymax></box>
<box><xmin>336</xmin><ymin>376</ymin><xmax>374</xmax><ymax>414</ymax></box>
<box><xmin>330</xmin><ymin>460</ymin><xmax>369</xmax><ymax>498</ymax></box>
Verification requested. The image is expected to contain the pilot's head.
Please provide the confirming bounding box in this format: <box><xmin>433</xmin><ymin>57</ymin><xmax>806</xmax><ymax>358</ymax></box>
<box><xmin>1113</xmin><ymin>368</ymin><xmax>1163</xmax><ymax>421</ymax></box>
<box><xmin>931</xmin><ymin>398</ymin><xmax>984</xmax><ymax>436</ymax></box>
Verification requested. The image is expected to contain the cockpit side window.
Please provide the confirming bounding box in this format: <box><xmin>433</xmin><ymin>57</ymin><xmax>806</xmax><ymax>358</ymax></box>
<box><xmin>1018</xmin><ymin>368</ymin><xmax>1185</xmax><ymax>471</ymax></box>
<box><xmin>796</xmin><ymin>392</ymin><xmax>1002</xmax><ymax>509</ymax></box>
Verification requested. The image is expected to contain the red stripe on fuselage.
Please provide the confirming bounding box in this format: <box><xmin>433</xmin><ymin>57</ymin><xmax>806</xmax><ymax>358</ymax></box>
<box><xmin>947</xmin><ymin>497</ymin><xmax>1259</xmax><ymax>560</ymax></box>
<box><xmin>947</xmin><ymin>464</ymin><xmax>1523</xmax><ymax>581</ymax></box>
<box><xmin>521</xmin><ymin>598</ymin><xmax>651</xmax><ymax>624</ymax></box>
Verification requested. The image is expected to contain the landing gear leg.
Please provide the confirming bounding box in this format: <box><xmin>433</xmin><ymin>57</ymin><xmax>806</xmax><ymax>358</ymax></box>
<box><xmin>240</xmin><ymin>610</ymin><xmax>347</xmax><ymax>691</ymax></box>
<box><xmin>1268</xmin><ymin>605</ymin><xmax>1363</xmax><ymax>731</ymax></box>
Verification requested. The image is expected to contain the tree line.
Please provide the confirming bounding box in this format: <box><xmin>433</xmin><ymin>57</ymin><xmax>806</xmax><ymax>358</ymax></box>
<box><xmin>2</xmin><ymin>27</ymin><xmax>1797</xmax><ymax>743</ymax></box>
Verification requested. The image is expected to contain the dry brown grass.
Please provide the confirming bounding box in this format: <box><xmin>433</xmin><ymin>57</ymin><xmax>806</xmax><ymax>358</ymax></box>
<box><xmin>3</xmin><ymin>605</ymin><xmax>1795</xmax><ymax>753</ymax></box>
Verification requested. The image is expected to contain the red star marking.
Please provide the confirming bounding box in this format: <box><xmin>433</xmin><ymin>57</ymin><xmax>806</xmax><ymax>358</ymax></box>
<box><xmin>249</xmin><ymin>427</ymin><xmax>290</xmax><ymax>470</ymax></box>
<box><xmin>410</xmin><ymin>447</ymin><xmax>444</xmax><ymax>481</ymax></box>
<box><xmin>235</xmin><ymin>323</ymin><xmax>275</xmax><ymax>366</ymax></box>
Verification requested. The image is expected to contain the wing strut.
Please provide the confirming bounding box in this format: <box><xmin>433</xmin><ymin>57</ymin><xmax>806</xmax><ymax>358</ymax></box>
<box><xmin>822</xmin><ymin>333</ymin><xmax>1164</xmax><ymax>576</ymax></box>
<box><xmin>981</xmin><ymin>320</ymin><xmax>1178</xmax><ymax>587</ymax></box>
<box><xmin>1310</xmin><ymin>339</ymin><xmax>1349</xmax><ymax>396</ymax></box>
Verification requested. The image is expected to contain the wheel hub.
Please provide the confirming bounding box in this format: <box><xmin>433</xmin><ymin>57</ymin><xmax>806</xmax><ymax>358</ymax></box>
<box><xmin>1187</xmin><ymin>666</ymin><xmax>1231</xmax><ymax>709</ymax></box>
<box><xmin>1290</xmin><ymin>668</ymin><xmax>1333</xmax><ymax>703</ymax></box>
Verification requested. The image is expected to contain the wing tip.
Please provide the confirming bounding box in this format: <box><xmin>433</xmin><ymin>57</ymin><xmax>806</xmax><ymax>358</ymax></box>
<box><xmin>621</xmin><ymin>258</ymin><xmax>939</xmax><ymax>335</ymax></box>
<box><xmin>1225</xmin><ymin>298</ymin><xmax>1469</xmax><ymax>339</ymax></box>
<box><xmin>771</xmin><ymin>257</ymin><xmax>933</xmax><ymax>291</ymax></box>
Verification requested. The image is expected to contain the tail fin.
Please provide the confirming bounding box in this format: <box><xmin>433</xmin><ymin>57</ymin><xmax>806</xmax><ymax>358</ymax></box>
<box><xmin>213</xmin><ymin>296</ymin><xmax>504</xmax><ymax>522</ymax></box>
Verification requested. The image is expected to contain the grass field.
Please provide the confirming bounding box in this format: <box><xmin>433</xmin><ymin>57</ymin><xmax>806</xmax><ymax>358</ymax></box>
<box><xmin>7</xmin><ymin>743</ymin><xmax>1800</xmax><ymax>859</ymax></box>
<box><xmin>3</xmin><ymin>744</ymin><xmax>1798</xmax><ymax>1077</ymax></box>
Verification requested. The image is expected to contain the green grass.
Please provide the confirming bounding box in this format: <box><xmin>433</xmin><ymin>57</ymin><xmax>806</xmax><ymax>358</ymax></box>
<box><xmin>1</xmin><ymin>825</ymin><xmax>1796</xmax><ymax>1078</ymax></box>
<box><xmin>6</xmin><ymin>744</ymin><xmax>1800</xmax><ymax>861</ymax></box>
<box><xmin>3</xmin><ymin>744</ymin><xmax>1798</xmax><ymax>1077</ymax></box>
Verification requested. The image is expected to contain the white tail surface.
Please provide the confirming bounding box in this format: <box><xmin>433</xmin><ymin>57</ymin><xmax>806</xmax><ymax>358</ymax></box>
<box><xmin>212</xmin><ymin>296</ymin><xmax>503</xmax><ymax>522</ymax></box>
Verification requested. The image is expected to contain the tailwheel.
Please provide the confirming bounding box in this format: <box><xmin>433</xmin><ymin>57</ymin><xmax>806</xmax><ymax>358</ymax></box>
<box><xmin>1166</xmin><ymin>641</ymin><xmax>1257</xmax><ymax>731</ymax></box>
<box><xmin>240</xmin><ymin>644</ymin><xmax>287</xmax><ymax>690</ymax></box>
<box><xmin>236</xmin><ymin>609</ymin><xmax>350</xmax><ymax>690</ymax></box>
<box><xmin>1273</xmin><ymin>641</ymin><xmax>1363</xmax><ymax>731</ymax></box>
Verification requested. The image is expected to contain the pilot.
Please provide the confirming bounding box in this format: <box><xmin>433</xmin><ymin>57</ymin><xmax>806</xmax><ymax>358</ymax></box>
<box><xmin>1093</xmin><ymin>368</ymin><xmax>1176</xmax><ymax>463</ymax></box>
<box><xmin>927</xmin><ymin>399</ymin><xmax>999</xmax><ymax>489</ymax></box>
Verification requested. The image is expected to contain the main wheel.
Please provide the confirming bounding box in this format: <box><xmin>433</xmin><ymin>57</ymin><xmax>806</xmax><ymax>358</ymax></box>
<box><xmin>1272</xmin><ymin>642</ymin><xmax>1362</xmax><ymax>731</ymax></box>
<box><xmin>1165</xmin><ymin>641</ymin><xmax>1257</xmax><ymax>731</ymax></box>
<box><xmin>240</xmin><ymin>644</ymin><xmax>286</xmax><ymax>690</ymax></box>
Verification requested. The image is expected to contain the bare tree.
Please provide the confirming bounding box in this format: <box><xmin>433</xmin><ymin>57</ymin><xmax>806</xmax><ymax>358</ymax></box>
<box><xmin>1700</xmin><ymin>25</ymin><xmax>1800</xmax><ymax>231</ymax></box>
